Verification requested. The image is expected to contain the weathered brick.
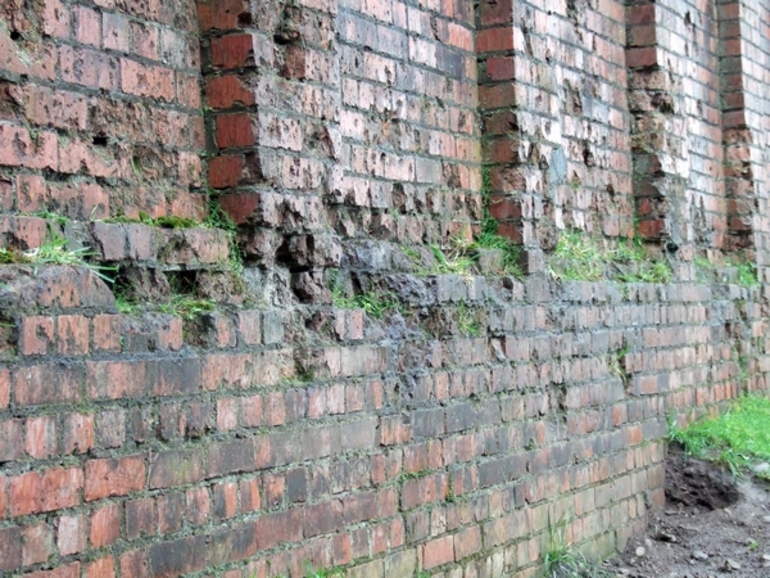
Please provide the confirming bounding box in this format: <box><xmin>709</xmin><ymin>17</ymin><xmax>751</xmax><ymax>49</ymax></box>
<box><xmin>25</xmin><ymin>415</ymin><xmax>57</xmax><ymax>458</ymax></box>
<box><xmin>91</xmin><ymin>503</ymin><xmax>121</xmax><ymax>547</ymax></box>
<box><xmin>57</xmin><ymin>514</ymin><xmax>88</xmax><ymax>556</ymax></box>
<box><xmin>0</xmin><ymin>526</ymin><xmax>22</xmax><ymax>571</ymax></box>
<box><xmin>23</xmin><ymin>522</ymin><xmax>55</xmax><ymax>566</ymax></box>
<box><xmin>85</xmin><ymin>456</ymin><xmax>146</xmax><ymax>501</ymax></box>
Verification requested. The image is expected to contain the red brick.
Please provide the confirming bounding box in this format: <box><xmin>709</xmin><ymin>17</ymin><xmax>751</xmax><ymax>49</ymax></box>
<box><xmin>121</xmin><ymin>58</ymin><xmax>175</xmax><ymax>101</ymax></box>
<box><xmin>41</xmin><ymin>467</ymin><xmax>84</xmax><ymax>512</ymax></box>
<box><xmin>61</xmin><ymin>412</ymin><xmax>94</xmax><ymax>454</ymax></box>
<box><xmin>120</xmin><ymin>550</ymin><xmax>147</xmax><ymax>578</ymax></box>
<box><xmin>0</xmin><ymin>476</ymin><xmax>7</xmax><ymax>519</ymax></box>
<box><xmin>93</xmin><ymin>315</ymin><xmax>121</xmax><ymax>352</ymax></box>
<box><xmin>126</xmin><ymin>498</ymin><xmax>155</xmax><ymax>539</ymax></box>
<box><xmin>157</xmin><ymin>317</ymin><xmax>183</xmax><ymax>351</ymax></box>
<box><xmin>0</xmin><ymin>526</ymin><xmax>22</xmax><ymax>571</ymax></box>
<box><xmin>210</xmin><ymin>34</ymin><xmax>256</xmax><ymax>69</ymax></box>
<box><xmin>91</xmin><ymin>503</ymin><xmax>120</xmax><ymax>548</ymax></box>
<box><xmin>87</xmin><ymin>360</ymin><xmax>146</xmax><ymax>399</ymax></box>
<box><xmin>421</xmin><ymin>534</ymin><xmax>454</xmax><ymax>569</ymax></box>
<box><xmin>86</xmin><ymin>556</ymin><xmax>115</xmax><ymax>578</ymax></box>
<box><xmin>58</xmin><ymin>139</ymin><xmax>120</xmax><ymax>178</ymax></box>
<box><xmin>20</xmin><ymin>315</ymin><xmax>55</xmax><ymax>355</ymax></box>
<box><xmin>0</xmin><ymin>369</ymin><xmax>7</xmax><ymax>410</ymax></box>
<box><xmin>16</xmin><ymin>174</ymin><xmax>49</xmax><ymax>212</ymax></box>
<box><xmin>205</xmin><ymin>75</ymin><xmax>254</xmax><ymax>109</ymax></box>
<box><xmin>25</xmin><ymin>415</ymin><xmax>57</xmax><ymax>458</ymax></box>
<box><xmin>28</xmin><ymin>563</ymin><xmax>82</xmax><ymax>578</ymax></box>
<box><xmin>157</xmin><ymin>493</ymin><xmax>185</xmax><ymax>533</ymax></box>
<box><xmin>59</xmin><ymin>46</ymin><xmax>119</xmax><ymax>90</ymax></box>
<box><xmin>197</xmin><ymin>0</ymin><xmax>247</xmax><ymax>31</ymax></box>
<box><xmin>10</xmin><ymin>471</ymin><xmax>42</xmax><ymax>516</ymax></box>
<box><xmin>14</xmin><ymin>363</ymin><xmax>82</xmax><ymax>406</ymax></box>
<box><xmin>85</xmin><ymin>456</ymin><xmax>146</xmax><ymax>501</ymax></box>
<box><xmin>208</xmin><ymin>154</ymin><xmax>244</xmax><ymax>188</ymax></box>
<box><xmin>0</xmin><ymin>419</ymin><xmax>22</xmax><ymax>462</ymax></box>
<box><xmin>75</xmin><ymin>5</ymin><xmax>101</xmax><ymax>46</ymax></box>
<box><xmin>58</xmin><ymin>314</ymin><xmax>90</xmax><ymax>355</ymax></box>
<box><xmin>216</xmin><ymin>114</ymin><xmax>256</xmax><ymax>149</ymax></box>
<box><xmin>103</xmin><ymin>12</ymin><xmax>130</xmax><ymax>52</ymax></box>
<box><xmin>57</xmin><ymin>514</ymin><xmax>88</xmax><ymax>556</ymax></box>
<box><xmin>240</xmin><ymin>477</ymin><xmax>260</xmax><ymax>513</ymax></box>
<box><xmin>186</xmin><ymin>487</ymin><xmax>210</xmax><ymax>526</ymax></box>
<box><xmin>454</xmin><ymin>525</ymin><xmax>482</xmax><ymax>560</ymax></box>
<box><xmin>42</xmin><ymin>0</ymin><xmax>71</xmax><ymax>38</ymax></box>
<box><xmin>23</xmin><ymin>522</ymin><xmax>55</xmax><ymax>566</ymax></box>
<box><xmin>131</xmin><ymin>21</ymin><xmax>158</xmax><ymax>60</ymax></box>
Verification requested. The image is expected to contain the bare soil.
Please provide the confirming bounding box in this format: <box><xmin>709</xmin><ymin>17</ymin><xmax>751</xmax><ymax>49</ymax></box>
<box><xmin>607</xmin><ymin>450</ymin><xmax>770</xmax><ymax>577</ymax></box>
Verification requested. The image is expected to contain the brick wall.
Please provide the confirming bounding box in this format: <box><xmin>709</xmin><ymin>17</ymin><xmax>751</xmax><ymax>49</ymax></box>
<box><xmin>0</xmin><ymin>0</ymin><xmax>205</xmax><ymax>228</ymax></box>
<box><xmin>199</xmin><ymin>0</ymin><xmax>480</xmax><ymax>303</ymax></box>
<box><xmin>1</xmin><ymin>1</ymin><xmax>770</xmax><ymax>577</ymax></box>
<box><xmin>477</xmin><ymin>0</ymin><xmax>634</xmax><ymax>271</ymax></box>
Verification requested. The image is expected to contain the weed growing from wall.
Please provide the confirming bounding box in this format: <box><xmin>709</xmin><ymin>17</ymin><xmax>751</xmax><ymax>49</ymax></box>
<box><xmin>546</xmin><ymin>229</ymin><xmax>672</xmax><ymax>284</ymax></box>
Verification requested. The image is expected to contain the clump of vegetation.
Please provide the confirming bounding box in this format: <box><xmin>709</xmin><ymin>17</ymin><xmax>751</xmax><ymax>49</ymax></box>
<box><xmin>543</xmin><ymin>513</ymin><xmax>614</xmax><ymax>578</ymax></box>
<box><xmin>729</xmin><ymin>258</ymin><xmax>759</xmax><ymax>288</ymax></box>
<box><xmin>205</xmin><ymin>200</ymin><xmax>244</xmax><ymax>275</ymax></box>
<box><xmin>104</xmin><ymin>211</ymin><xmax>197</xmax><ymax>229</ymax></box>
<box><xmin>457</xmin><ymin>302</ymin><xmax>481</xmax><ymax>337</ymax></box>
<box><xmin>548</xmin><ymin>229</ymin><xmax>605</xmax><ymax>282</ymax></box>
<box><xmin>158</xmin><ymin>294</ymin><xmax>216</xmax><ymax>321</ymax></box>
<box><xmin>331</xmin><ymin>275</ymin><xmax>399</xmax><ymax>319</ymax></box>
<box><xmin>546</xmin><ymin>229</ymin><xmax>672</xmax><ymax>284</ymax></box>
<box><xmin>0</xmin><ymin>230</ymin><xmax>115</xmax><ymax>282</ymax></box>
<box><xmin>303</xmin><ymin>565</ymin><xmax>344</xmax><ymax>578</ymax></box>
<box><xmin>695</xmin><ymin>253</ymin><xmax>758</xmax><ymax>288</ymax></box>
<box><xmin>611</xmin><ymin>237</ymin><xmax>672</xmax><ymax>284</ymax></box>
<box><xmin>472</xmin><ymin>168</ymin><xmax>524</xmax><ymax>278</ymax></box>
<box><xmin>668</xmin><ymin>395</ymin><xmax>770</xmax><ymax>475</ymax></box>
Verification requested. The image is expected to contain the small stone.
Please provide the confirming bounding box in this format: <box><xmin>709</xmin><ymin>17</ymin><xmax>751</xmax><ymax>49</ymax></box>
<box><xmin>635</xmin><ymin>546</ymin><xmax>646</xmax><ymax>557</ymax></box>
<box><xmin>751</xmin><ymin>462</ymin><xmax>770</xmax><ymax>473</ymax></box>
<box><xmin>762</xmin><ymin>553</ymin><xmax>770</xmax><ymax>561</ymax></box>
<box><xmin>692</xmin><ymin>550</ymin><xmax>709</xmax><ymax>561</ymax></box>
<box><xmin>723</xmin><ymin>558</ymin><xmax>741</xmax><ymax>571</ymax></box>
<box><xmin>763</xmin><ymin>516</ymin><xmax>770</xmax><ymax>523</ymax></box>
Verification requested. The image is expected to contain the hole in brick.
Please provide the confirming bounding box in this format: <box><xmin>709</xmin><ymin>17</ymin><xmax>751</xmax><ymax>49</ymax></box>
<box><xmin>10</xmin><ymin>30</ymin><xmax>21</xmax><ymax>41</ymax></box>
<box><xmin>238</xmin><ymin>12</ymin><xmax>252</xmax><ymax>26</ymax></box>
<box><xmin>166</xmin><ymin>270</ymin><xmax>200</xmax><ymax>296</ymax></box>
<box><xmin>92</xmin><ymin>135</ymin><xmax>108</xmax><ymax>147</ymax></box>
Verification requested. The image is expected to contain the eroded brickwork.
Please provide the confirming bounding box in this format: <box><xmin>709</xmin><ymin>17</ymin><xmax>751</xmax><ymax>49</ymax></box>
<box><xmin>478</xmin><ymin>0</ymin><xmax>634</xmax><ymax>270</ymax></box>
<box><xmin>1</xmin><ymin>0</ymin><xmax>770</xmax><ymax>577</ymax></box>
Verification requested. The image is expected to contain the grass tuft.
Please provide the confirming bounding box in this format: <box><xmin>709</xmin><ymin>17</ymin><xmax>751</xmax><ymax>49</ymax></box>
<box><xmin>668</xmin><ymin>395</ymin><xmax>770</xmax><ymax>475</ymax></box>
<box><xmin>543</xmin><ymin>513</ymin><xmax>613</xmax><ymax>578</ymax></box>
<box><xmin>547</xmin><ymin>230</ymin><xmax>605</xmax><ymax>282</ymax></box>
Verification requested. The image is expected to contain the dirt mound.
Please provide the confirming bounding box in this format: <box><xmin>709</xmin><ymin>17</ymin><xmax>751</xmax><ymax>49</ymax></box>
<box><xmin>664</xmin><ymin>450</ymin><xmax>740</xmax><ymax>511</ymax></box>
<box><xmin>607</xmin><ymin>450</ymin><xmax>770</xmax><ymax>577</ymax></box>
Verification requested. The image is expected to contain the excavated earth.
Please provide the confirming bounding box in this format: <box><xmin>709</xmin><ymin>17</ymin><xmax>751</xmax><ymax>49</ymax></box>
<box><xmin>607</xmin><ymin>451</ymin><xmax>770</xmax><ymax>577</ymax></box>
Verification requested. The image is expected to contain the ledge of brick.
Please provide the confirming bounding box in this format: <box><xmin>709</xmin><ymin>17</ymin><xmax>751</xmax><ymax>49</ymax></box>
<box><xmin>90</xmin><ymin>222</ymin><xmax>230</xmax><ymax>267</ymax></box>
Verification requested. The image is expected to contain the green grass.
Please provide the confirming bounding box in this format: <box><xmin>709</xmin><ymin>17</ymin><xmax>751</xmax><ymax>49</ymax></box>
<box><xmin>546</xmin><ymin>230</ymin><xmax>672</xmax><ymax>284</ymax></box>
<box><xmin>547</xmin><ymin>230</ymin><xmax>605</xmax><ymax>282</ymax></box>
<box><xmin>158</xmin><ymin>294</ymin><xmax>216</xmax><ymax>322</ymax></box>
<box><xmin>303</xmin><ymin>564</ymin><xmax>344</xmax><ymax>578</ymax></box>
<box><xmin>205</xmin><ymin>200</ymin><xmax>244</xmax><ymax>275</ymax></box>
<box><xmin>473</xmin><ymin>167</ymin><xmax>524</xmax><ymax>278</ymax></box>
<box><xmin>543</xmin><ymin>514</ymin><xmax>613</xmax><ymax>578</ymax></box>
<box><xmin>331</xmin><ymin>276</ymin><xmax>399</xmax><ymax>319</ymax></box>
<box><xmin>694</xmin><ymin>254</ymin><xmax>758</xmax><ymax>288</ymax></box>
<box><xmin>1</xmin><ymin>230</ymin><xmax>116</xmax><ymax>282</ymax></box>
<box><xmin>429</xmin><ymin>244</ymin><xmax>475</xmax><ymax>275</ymax></box>
<box><xmin>668</xmin><ymin>395</ymin><xmax>770</xmax><ymax>475</ymax></box>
